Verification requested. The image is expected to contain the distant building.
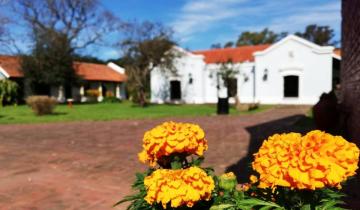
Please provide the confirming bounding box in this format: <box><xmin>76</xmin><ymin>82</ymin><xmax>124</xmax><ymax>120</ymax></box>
<box><xmin>151</xmin><ymin>35</ymin><xmax>340</xmax><ymax>105</ymax></box>
<box><xmin>341</xmin><ymin>0</ymin><xmax>360</xmax><ymax>142</ymax></box>
<box><xmin>0</xmin><ymin>55</ymin><xmax>127</xmax><ymax>102</ymax></box>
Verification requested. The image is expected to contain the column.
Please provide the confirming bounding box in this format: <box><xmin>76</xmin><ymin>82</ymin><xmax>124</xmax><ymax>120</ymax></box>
<box><xmin>58</xmin><ymin>85</ymin><xmax>65</xmax><ymax>103</ymax></box>
<box><xmin>80</xmin><ymin>85</ymin><xmax>85</xmax><ymax>102</ymax></box>
<box><xmin>115</xmin><ymin>83</ymin><xmax>121</xmax><ymax>99</ymax></box>
<box><xmin>97</xmin><ymin>82</ymin><xmax>103</xmax><ymax>102</ymax></box>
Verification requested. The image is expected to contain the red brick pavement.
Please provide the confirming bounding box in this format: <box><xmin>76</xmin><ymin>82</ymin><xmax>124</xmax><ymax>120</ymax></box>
<box><xmin>0</xmin><ymin>106</ymin><xmax>310</xmax><ymax>210</ymax></box>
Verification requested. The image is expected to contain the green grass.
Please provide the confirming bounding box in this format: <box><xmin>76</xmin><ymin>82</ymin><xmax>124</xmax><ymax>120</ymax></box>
<box><xmin>0</xmin><ymin>101</ymin><xmax>273</xmax><ymax>124</ymax></box>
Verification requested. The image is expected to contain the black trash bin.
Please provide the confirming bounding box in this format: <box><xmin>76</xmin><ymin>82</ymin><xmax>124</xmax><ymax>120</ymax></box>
<box><xmin>217</xmin><ymin>97</ymin><xmax>229</xmax><ymax>115</ymax></box>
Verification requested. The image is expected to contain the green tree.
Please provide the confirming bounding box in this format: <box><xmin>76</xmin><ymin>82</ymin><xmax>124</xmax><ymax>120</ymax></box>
<box><xmin>21</xmin><ymin>30</ymin><xmax>77</xmax><ymax>94</ymax></box>
<box><xmin>217</xmin><ymin>59</ymin><xmax>239</xmax><ymax>114</ymax></box>
<box><xmin>0</xmin><ymin>79</ymin><xmax>18</xmax><ymax>106</ymax></box>
<box><xmin>14</xmin><ymin>0</ymin><xmax>115</xmax><ymax>94</ymax></box>
<box><xmin>218</xmin><ymin>60</ymin><xmax>239</xmax><ymax>96</ymax></box>
<box><xmin>224</xmin><ymin>41</ymin><xmax>234</xmax><ymax>48</ymax></box>
<box><xmin>211</xmin><ymin>43</ymin><xmax>222</xmax><ymax>49</ymax></box>
<box><xmin>119</xmin><ymin>21</ymin><xmax>178</xmax><ymax>107</ymax></box>
<box><xmin>236</xmin><ymin>28</ymin><xmax>286</xmax><ymax>46</ymax></box>
<box><xmin>295</xmin><ymin>24</ymin><xmax>336</xmax><ymax>46</ymax></box>
<box><xmin>74</xmin><ymin>54</ymin><xmax>105</xmax><ymax>64</ymax></box>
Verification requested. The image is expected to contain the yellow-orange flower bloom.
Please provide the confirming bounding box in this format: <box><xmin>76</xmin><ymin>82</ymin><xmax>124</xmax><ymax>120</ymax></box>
<box><xmin>252</xmin><ymin>130</ymin><xmax>359</xmax><ymax>190</ymax></box>
<box><xmin>144</xmin><ymin>167</ymin><xmax>214</xmax><ymax>209</ymax></box>
<box><xmin>249</xmin><ymin>175</ymin><xmax>258</xmax><ymax>184</ymax></box>
<box><xmin>138</xmin><ymin>121</ymin><xmax>208</xmax><ymax>166</ymax></box>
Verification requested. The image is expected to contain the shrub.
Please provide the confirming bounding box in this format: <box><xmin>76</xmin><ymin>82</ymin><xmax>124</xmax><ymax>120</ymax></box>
<box><xmin>26</xmin><ymin>96</ymin><xmax>57</xmax><ymax>115</ymax></box>
<box><xmin>0</xmin><ymin>80</ymin><xmax>19</xmax><ymax>106</ymax></box>
<box><xmin>105</xmin><ymin>90</ymin><xmax>114</xmax><ymax>97</ymax></box>
<box><xmin>85</xmin><ymin>89</ymin><xmax>99</xmax><ymax>97</ymax></box>
<box><xmin>102</xmin><ymin>96</ymin><xmax>121</xmax><ymax>103</ymax></box>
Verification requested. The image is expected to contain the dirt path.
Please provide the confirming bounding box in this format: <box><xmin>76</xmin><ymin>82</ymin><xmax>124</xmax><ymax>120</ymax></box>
<box><xmin>0</xmin><ymin>106</ymin><xmax>310</xmax><ymax>210</ymax></box>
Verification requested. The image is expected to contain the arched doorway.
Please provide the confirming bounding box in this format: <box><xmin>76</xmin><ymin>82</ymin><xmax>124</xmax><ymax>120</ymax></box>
<box><xmin>284</xmin><ymin>75</ymin><xmax>299</xmax><ymax>97</ymax></box>
<box><xmin>170</xmin><ymin>80</ymin><xmax>181</xmax><ymax>100</ymax></box>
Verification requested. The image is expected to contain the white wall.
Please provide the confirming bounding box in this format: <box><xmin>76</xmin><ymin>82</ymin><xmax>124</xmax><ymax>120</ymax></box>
<box><xmin>151</xmin><ymin>48</ymin><xmax>255</xmax><ymax>104</ymax></box>
<box><xmin>151</xmin><ymin>36</ymin><xmax>334</xmax><ymax>105</ymax></box>
<box><xmin>254</xmin><ymin>36</ymin><xmax>334</xmax><ymax>105</ymax></box>
<box><xmin>237</xmin><ymin>62</ymin><xmax>256</xmax><ymax>103</ymax></box>
<box><xmin>151</xmin><ymin>49</ymin><xmax>207</xmax><ymax>104</ymax></box>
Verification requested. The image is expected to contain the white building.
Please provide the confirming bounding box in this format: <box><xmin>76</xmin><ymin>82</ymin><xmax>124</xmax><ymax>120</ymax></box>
<box><xmin>0</xmin><ymin>56</ymin><xmax>127</xmax><ymax>102</ymax></box>
<box><xmin>151</xmin><ymin>35</ymin><xmax>341</xmax><ymax>105</ymax></box>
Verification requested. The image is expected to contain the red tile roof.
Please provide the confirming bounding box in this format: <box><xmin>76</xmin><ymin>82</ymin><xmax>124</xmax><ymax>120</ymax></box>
<box><xmin>0</xmin><ymin>55</ymin><xmax>127</xmax><ymax>82</ymax></box>
<box><xmin>74</xmin><ymin>62</ymin><xmax>127</xmax><ymax>82</ymax></box>
<box><xmin>193</xmin><ymin>44</ymin><xmax>271</xmax><ymax>64</ymax></box>
<box><xmin>0</xmin><ymin>56</ymin><xmax>23</xmax><ymax>78</ymax></box>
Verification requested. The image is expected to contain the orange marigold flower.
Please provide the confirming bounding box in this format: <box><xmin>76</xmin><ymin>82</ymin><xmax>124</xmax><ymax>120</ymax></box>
<box><xmin>252</xmin><ymin>130</ymin><xmax>359</xmax><ymax>190</ymax></box>
<box><xmin>138</xmin><ymin>121</ymin><xmax>208</xmax><ymax>166</ymax></box>
<box><xmin>249</xmin><ymin>175</ymin><xmax>258</xmax><ymax>184</ymax></box>
<box><xmin>144</xmin><ymin>167</ymin><xmax>215</xmax><ymax>209</ymax></box>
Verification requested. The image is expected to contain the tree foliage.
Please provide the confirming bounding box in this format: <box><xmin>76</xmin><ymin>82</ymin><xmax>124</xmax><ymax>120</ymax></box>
<box><xmin>74</xmin><ymin>54</ymin><xmax>105</xmax><ymax>64</ymax></box>
<box><xmin>14</xmin><ymin>0</ymin><xmax>115</xmax><ymax>94</ymax></box>
<box><xmin>295</xmin><ymin>24</ymin><xmax>336</xmax><ymax>46</ymax></box>
<box><xmin>236</xmin><ymin>28</ymin><xmax>286</xmax><ymax>46</ymax></box>
<box><xmin>119</xmin><ymin>21</ymin><xmax>178</xmax><ymax>106</ymax></box>
<box><xmin>0</xmin><ymin>79</ymin><xmax>18</xmax><ymax>106</ymax></box>
<box><xmin>211</xmin><ymin>43</ymin><xmax>222</xmax><ymax>49</ymax></box>
<box><xmin>21</xmin><ymin>30</ymin><xmax>77</xmax><ymax>94</ymax></box>
<box><xmin>224</xmin><ymin>41</ymin><xmax>234</xmax><ymax>48</ymax></box>
<box><xmin>218</xmin><ymin>60</ymin><xmax>239</xmax><ymax>98</ymax></box>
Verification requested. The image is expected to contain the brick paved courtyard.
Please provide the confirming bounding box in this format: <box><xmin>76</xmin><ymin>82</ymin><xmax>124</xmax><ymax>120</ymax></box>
<box><xmin>0</xmin><ymin>106</ymin><xmax>312</xmax><ymax>210</ymax></box>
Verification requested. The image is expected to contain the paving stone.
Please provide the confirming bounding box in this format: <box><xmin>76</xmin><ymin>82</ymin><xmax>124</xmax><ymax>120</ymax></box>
<box><xmin>0</xmin><ymin>106</ymin><xmax>310</xmax><ymax>209</ymax></box>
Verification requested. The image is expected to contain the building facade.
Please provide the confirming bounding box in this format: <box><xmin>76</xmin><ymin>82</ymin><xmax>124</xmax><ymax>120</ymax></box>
<box><xmin>0</xmin><ymin>56</ymin><xmax>127</xmax><ymax>102</ymax></box>
<box><xmin>151</xmin><ymin>35</ymin><xmax>339</xmax><ymax>105</ymax></box>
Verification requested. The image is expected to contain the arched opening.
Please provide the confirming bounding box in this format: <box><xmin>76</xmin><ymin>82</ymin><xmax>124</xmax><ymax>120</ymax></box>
<box><xmin>170</xmin><ymin>80</ymin><xmax>181</xmax><ymax>100</ymax></box>
<box><xmin>284</xmin><ymin>75</ymin><xmax>299</xmax><ymax>97</ymax></box>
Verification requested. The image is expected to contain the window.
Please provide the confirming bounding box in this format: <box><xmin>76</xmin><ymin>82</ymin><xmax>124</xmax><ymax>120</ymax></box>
<box><xmin>284</xmin><ymin>75</ymin><xmax>299</xmax><ymax>97</ymax></box>
<box><xmin>170</xmin><ymin>80</ymin><xmax>181</xmax><ymax>100</ymax></box>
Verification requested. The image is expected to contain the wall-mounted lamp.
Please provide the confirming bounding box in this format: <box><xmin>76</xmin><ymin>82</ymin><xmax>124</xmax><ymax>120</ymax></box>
<box><xmin>188</xmin><ymin>73</ymin><xmax>193</xmax><ymax>84</ymax></box>
<box><xmin>243</xmin><ymin>73</ymin><xmax>249</xmax><ymax>82</ymax></box>
<box><xmin>263</xmin><ymin>68</ymin><xmax>268</xmax><ymax>81</ymax></box>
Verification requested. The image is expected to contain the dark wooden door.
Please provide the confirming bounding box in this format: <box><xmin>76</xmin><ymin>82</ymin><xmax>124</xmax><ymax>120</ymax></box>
<box><xmin>170</xmin><ymin>81</ymin><xmax>181</xmax><ymax>100</ymax></box>
<box><xmin>284</xmin><ymin>75</ymin><xmax>299</xmax><ymax>97</ymax></box>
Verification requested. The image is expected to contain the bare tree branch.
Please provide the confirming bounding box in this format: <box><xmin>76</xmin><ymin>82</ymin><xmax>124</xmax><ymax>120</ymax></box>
<box><xmin>118</xmin><ymin>20</ymin><xmax>179</xmax><ymax>106</ymax></box>
<box><xmin>13</xmin><ymin>0</ymin><xmax>117</xmax><ymax>51</ymax></box>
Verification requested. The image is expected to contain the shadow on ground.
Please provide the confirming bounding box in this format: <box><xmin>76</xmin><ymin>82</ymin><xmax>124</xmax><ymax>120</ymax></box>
<box><xmin>226</xmin><ymin>114</ymin><xmax>315</xmax><ymax>183</ymax></box>
<box><xmin>225</xmin><ymin>113</ymin><xmax>360</xmax><ymax>209</ymax></box>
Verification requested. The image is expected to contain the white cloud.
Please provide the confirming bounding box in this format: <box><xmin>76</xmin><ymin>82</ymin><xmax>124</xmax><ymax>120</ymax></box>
<box><xmin>171</xmin><ymin>0</ymin><xmax>341</xmax><ymax>47</ymax></box>
<box><xmin>171</xmin><ymin>0</ymin><xmax>249</xmax><ymax>42</ymax></box>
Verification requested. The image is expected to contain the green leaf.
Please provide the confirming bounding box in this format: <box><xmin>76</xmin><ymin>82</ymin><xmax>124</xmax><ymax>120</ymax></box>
<box><xmin>210</xmin><ymin>204</ymin><xmax>235</xmax><ymax>210</ymax></box>
<box><xmin>300</xmin><ymin>204</ymin><xmax>311</xmax><ymax>210</ymax></box>
<box><xmin>238</xmin><ymin>198</ymin><xmax>282</xmax><ymax>208</ymax></box>
<box><xmin>191</xmin><ymin>156</ymin><xmax>204</xmax><ymax>166</ymax></box>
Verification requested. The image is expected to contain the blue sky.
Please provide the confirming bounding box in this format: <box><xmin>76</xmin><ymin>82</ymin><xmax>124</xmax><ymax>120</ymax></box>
<box><xmin>97</xmin><ymin>0</ymin><xmax>341</xmax><ymax>60</ymax></box>
<box><xmin>1</xmin><ymin>0</ymin><xmax>341</xmax><ymax>60</ymax></box>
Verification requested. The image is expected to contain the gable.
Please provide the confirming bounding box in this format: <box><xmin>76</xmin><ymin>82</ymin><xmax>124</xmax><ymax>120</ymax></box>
<box><xmin>254</xmin><ymin>35</ymin><xmax>334</xmax><ymax>57</ymax></box>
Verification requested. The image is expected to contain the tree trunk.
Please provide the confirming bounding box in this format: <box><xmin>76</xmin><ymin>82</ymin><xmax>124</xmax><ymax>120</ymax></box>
<box><xmin>138</xmin><ymin>87</ymin><xmax>146</xmax><ymax>107</ymax></box>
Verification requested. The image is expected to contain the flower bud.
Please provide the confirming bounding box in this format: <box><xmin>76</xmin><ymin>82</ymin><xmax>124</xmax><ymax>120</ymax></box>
<box><xmin>219</xmin><ymin>172</ymin><xmax>237</xmax><ymax>191</ymax></box>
